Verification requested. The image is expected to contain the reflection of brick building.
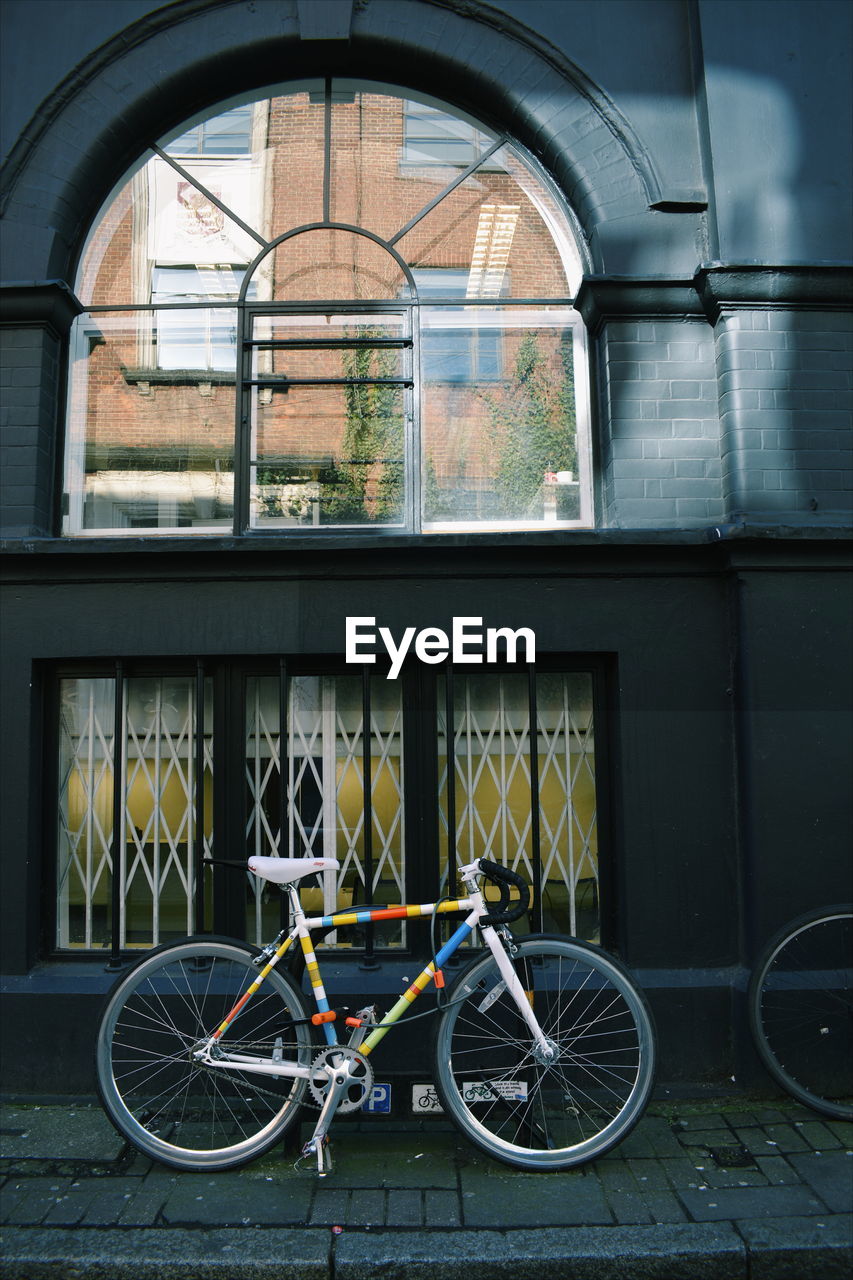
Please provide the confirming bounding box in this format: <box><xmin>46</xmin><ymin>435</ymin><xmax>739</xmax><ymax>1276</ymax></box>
<box><xmin>1</xmin><ymin>0</ymin><xmax>851</xmax><ymax>1099</ymax></box>
<box><xmin>72</xmin><ymin>88</ymin><xmax>582</xmax><ymax>533</ymax></box>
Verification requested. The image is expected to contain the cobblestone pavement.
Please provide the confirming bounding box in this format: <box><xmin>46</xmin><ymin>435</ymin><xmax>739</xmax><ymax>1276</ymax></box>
<box><xmin>1</xmin><ymin>1095</ymin><xmax>851</xmax><ymax>1278</ymax></box>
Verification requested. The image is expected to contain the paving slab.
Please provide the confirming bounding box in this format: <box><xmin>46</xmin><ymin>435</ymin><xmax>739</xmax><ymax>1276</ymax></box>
<box><xmin>160</xmin><ymin>1175</ymin><xmax>313</xmax><ymax>1225</ymax></box>
<box><xmin>678</xmin><ymin>1183</ymin><xmax>827</xmax><ymax>1222</ymax></box>
<box><xmin>0</xmin><ymin>1104</ymin><xmax>123</xmax><ymax>1161</ymax></box>
<box><xmin>326</xmin><ymin>1129</ymin><xmax>460</xmax><ymax>1188</ymax></box>
<box><xmin>786</xmin><ymin>1149</ymin><xmax>853</xmax><ymax>1212</ymax></box>
<box><xmin>459</xmin><ymin>1163</ymin><xmax>611</xmax><ymax>1228</ymax></box>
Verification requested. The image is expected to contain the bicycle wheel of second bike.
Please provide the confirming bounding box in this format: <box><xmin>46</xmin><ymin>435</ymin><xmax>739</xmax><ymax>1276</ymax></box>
<box><xmin>748</xmin><ymin>907</ymin><xmax>853</xmax><ymax>1121</ymax></box>
<box><xmin>434</xmin><ymin>935</ymin><xmax>656</xmax><ymax>1169</ymax></box>
<box><xmin>96</xmin><ymin>938</ymin><xmax>313</xmax><ymax>1170</ymax></box>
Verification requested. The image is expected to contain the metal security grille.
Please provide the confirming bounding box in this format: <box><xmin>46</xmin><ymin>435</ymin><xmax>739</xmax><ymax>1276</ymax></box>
<box><xmin>57</xmin><ymin>678</ymin><xmax>116</xmax><ymax>949</ymax></box>
<box><xmin>244</xmin><ymin>674</ymin><xmax>405</xmax><ymax>947</ymax></box>
<box><xmin>57</xmin><ymin>673</ymin><xmax>212</xmax><ymax>950</ymax></box>
<box><xmin>438</xmin><ymin>670</ymin><xmax>598</xmax><ymax>941</ymax></box>
<box><xmin>56</xmin><ymin>663</ymin><xmax>598</xmax><ymax>953</ymax></box>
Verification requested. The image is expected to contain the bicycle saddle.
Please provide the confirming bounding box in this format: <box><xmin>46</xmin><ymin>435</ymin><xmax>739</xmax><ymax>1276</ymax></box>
<box><xmin>247</xmin><ymin>856</ymin><xmax>340</xmax><ymax>885</ymax></box>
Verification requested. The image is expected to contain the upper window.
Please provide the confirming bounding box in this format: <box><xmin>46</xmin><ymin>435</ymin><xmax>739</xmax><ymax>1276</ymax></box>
<box><xmin>64</xmin><ymin>83</ymin><xmax>589</xmax><ymax>536</ymax></box>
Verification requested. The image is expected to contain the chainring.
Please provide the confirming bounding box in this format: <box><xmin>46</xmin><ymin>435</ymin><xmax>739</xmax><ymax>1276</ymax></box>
<box><xmin>308</xmin><ymin>1046</ymin><xmax>374</xmax><ymax>1113</ymax></box>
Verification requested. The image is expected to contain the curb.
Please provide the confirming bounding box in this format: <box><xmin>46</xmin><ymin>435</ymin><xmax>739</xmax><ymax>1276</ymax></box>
<box><xmin>2</xmin><ymin>1219</ymin><xmax>851</xmax><ymax>1280</ymax></box>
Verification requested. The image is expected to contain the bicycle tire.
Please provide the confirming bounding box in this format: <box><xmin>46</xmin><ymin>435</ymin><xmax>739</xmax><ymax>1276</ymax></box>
<box><xmin>748</xmin><ymin>906</ymin><xmax>853</xmax><ymax>1121</ymax></box>
<box><xmin>95</xmin><ymin>937</ymin><xmax>312</xmax><ymax>1170</ymax></box>
<box><xmin>433</xmin><ymin>934</ymin><xmax>656</xmax><ymax>1170</ymax></box>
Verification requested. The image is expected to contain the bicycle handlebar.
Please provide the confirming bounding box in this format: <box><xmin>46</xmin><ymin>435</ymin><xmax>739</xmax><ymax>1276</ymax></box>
<box><xmin>478</xmin><ymin>858</ymin><xmax>530</xmax><ymax>926</ymax></box>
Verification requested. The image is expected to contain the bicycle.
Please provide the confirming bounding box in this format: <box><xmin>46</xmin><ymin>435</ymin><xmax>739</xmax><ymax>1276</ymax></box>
<box><xmin>748</xmin><ymin>904</ymin><xmax>852</xmax><ymax>1121</ymax></box>
<box><xmin>95</xmin><ymin>856</ymin><xmax>656</xmax><ymax>1173</ymax></box>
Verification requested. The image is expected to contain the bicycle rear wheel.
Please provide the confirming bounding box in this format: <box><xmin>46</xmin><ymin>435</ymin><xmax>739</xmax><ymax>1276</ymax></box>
<box><xmin>434</xmin><ymin>934</ymin><xmax>656</xmax><ymax>1169</ymax></box>
<box><xmin>748</xmin><ymin>906</ymin><xmax>853</xmax><ymax>1120</ymax></box>
<box><xmin>96</xmin><ymin>938</ymin><xmax>312</xmax><ymax>1170</ymax></box>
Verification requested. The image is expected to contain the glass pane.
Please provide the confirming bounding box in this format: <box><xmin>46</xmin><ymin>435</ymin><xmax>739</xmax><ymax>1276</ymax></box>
<box><xmin>441</xmin><ymin>671</ymin><xmax>533</xmax><ymax>890</ymax></box>
<box><xmin>366</xmin><ymin>678</ymin><xmax>406</xmax><ymax>913</ymax></box>
<box><xmin>63</xmin><ymin>313</ymin><xmax>235</xmax><ymax>533</ymax></box>
<box><xmin>78</xmin><ymin>154</ymin><xmax>263</xmax><ymax>307</ymax></box>
<box><xmin>161</xmin><ymin>90</ymin><xmax>325</xmax><ymax>242</ymax></box>
<box><xmin>261</xmin><ymin>91</ymin><xmax>326</xmax><ymax>236</ymax></box>
<box><xmin>164</xmin><ymin>104</ymin><xmax>255</xmax><ymax>156</ymax></box>
<box><xmin>395</xmin><ymin>144</ymin><xmax>579</xmax><ymax>298</ymax></box>
<box><xmin>123</xmin><ymin>676</ymin><xmax>213</xmax><ymax>947</ymax></box>
<box><xmin>421</xmin><ymin>308</ymin><xmax>580</xmax><ymax>526</ymax></box>
<box><xmin>251</xmin><ymin>313</ymin><xmax>408</xmax><ymax>346</ymax></box>
<box><xmin>56</xmin><ymin>675</ymin><xmax>213</xmax><ymax>950</ymax></box>
<box><xmin>245</xmin><ymin>674</ymin><xmax>285</xmax><ymax>942</ymax></box>
<box><xmin>249</xmin><ymin>229</ymin><xmax>410</xmax><ymax>302</ymax></box>
<box><xmin>437</xmin><ymin>671</ymin><xmax>599</xmax><ymax>943</ymax></box>
<box><xmin>535</xmin><ymin>673</ymin><xmax>598</xmax><ymax>942</ymax></box>
<box><xmin>330</xmin><ymin>88</ymin><xmax>497</xmax><ymax>241</ymax></box>
<box><xmin>250</xmin><ymin>383</ymin><xmax>406</xmax><ymax>528</ymax></box>
<box><xmin>251</xmin><ymin>320</ymin><xmax>409</xmax><ymax>383</ymax></box>
<box><xmin>278</xmin><ymin>674</ymin><xmax>406</xmax><ymax>948</ymax></box>
<box><xmin>57</xmin><ymin>678</ymin><xmax>116</xmax><ymax>948</ymax></box>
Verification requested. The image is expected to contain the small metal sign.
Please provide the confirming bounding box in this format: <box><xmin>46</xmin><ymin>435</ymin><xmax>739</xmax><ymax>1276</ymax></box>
<box><xmin>412</xmin><ymin>1084</ymin><xmax>444</xmax><ymax>1113</ymax></box>
<box><xmin>363</xmin><ymin>1082</ymin><xmax>392</xmax><ymax>1113</ymax></box>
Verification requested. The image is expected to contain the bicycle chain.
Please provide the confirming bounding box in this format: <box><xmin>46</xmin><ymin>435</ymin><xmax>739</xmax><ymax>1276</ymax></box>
<box><xmin>195</xmin><ymin>1040</ymin><xmax>328</xmax><ymax>1109</ymax></box>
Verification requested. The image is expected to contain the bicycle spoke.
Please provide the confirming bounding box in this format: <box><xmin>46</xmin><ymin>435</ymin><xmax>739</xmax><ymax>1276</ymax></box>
<box><xmin>97</xmin><ymin>941</ymin><xmax>310</xmax><ymax>1169</ymax></box>
<box><xmin>435</xmin><ymin>936</ymin><xmax>654</xmax><ymax>1169</ymax></box>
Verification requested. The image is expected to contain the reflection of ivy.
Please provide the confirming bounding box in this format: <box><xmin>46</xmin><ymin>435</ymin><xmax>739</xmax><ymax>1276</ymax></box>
<box><xmin>423</xmin><ymin>454</ymin><xmax>456</xmax><ymax>520</ymax></box>
<box><xmin>255</xmin><ymin>464</ymin><xmax>312</xmax><ymax>519</ymax></box>
<box><xmin>319</xmin><ymin>336</ymin><xmax>404</xmax><ymax>523</ymax></box>
<box><xmin>482</xmin><ymin>332</ymin><xmax>577</xmax><ymax>517</ymax></box>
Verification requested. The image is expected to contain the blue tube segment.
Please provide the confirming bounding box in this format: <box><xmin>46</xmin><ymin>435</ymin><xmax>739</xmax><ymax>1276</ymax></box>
<box><xmin>319</xmin><ymin>909</ymin><xmax>374</xmax><ymax>927</ymax></box>
<box><xmin>435</xmin><ymin>921</ymin><xmax>473</xmax><ymax>968</ymax></box>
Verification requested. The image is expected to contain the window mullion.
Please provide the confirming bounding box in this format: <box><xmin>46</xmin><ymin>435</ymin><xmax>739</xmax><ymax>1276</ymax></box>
<box><xmin>386</xmin><ymin>136</ymin><xmax>507</xmax><ymax>248</ymax></box>
<box><xmin>235</xmin><ymin>306</ymin><xmax>251</xmax><ymax>533</ymax></box>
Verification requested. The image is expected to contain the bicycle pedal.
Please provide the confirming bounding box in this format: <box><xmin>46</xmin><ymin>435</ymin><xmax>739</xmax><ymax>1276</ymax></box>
<box><xmin>317</xmin><ymin>1136</ymin><xmax>333</xmax><ymax>1177</ymax></box>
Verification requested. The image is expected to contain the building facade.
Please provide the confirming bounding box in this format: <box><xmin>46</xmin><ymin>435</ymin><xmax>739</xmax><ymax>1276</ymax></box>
<box><xmin>1</xmin><ymin>0</ymin><xmax>851</xmax><ymax>1096</ymax></box>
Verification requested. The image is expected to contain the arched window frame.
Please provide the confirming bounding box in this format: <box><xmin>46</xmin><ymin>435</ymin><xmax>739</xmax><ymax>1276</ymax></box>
<box><xmin>63</xmin><ymin>80</ymin><xmax>593</xmax><ymax>537</ymax></box>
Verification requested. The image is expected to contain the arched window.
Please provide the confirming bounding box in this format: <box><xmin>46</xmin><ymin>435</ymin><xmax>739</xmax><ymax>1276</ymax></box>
<box><xmin>63</xmin><ymin>82</ymin><xmax>590</xmax><ymax>535</ymax></box>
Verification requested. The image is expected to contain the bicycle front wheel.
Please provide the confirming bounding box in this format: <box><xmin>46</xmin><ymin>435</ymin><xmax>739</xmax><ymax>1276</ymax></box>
<box><xmin>748</xmin><ymin>906</ymin><xmax>853</xmax><ymax>1120</ymax></box>
<box><xmin>96</xmin><ymin>938</ymin><xmax>312</xmax><ymax>1170</ymax></box>
<box><xmin>434</xmin><ymin>934</ymin><xmax>656</xmax><ymax>1170</ymax></box>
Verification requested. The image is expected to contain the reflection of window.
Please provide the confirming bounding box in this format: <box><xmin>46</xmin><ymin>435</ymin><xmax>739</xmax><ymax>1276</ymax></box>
<box><xmin>164</xmin><ymin>104</ymin><xmax>254</xmax><ymax>156</ymax></box>
<box><xmin>414</xmin><ymin>270</ymin><xmax>502</xmax><ymax>382</ymax></box>
<box><xmin>151</xmin><ymin>266</ymin><xmax>245</xmax><ymax>370</ymax></box>
<box><xmin>66</xmin><ymin>83</ymin><xmax>590</xmax><ymax>535</ymax></box>
<box><xmin>402</xmin><ymin>101</ymin><xmax>489</xmax><ymax>168</ymax></box>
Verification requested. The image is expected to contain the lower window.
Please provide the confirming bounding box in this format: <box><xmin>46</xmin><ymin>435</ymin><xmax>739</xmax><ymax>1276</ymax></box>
<box><xmin>54</xmin><ymin>662</ymin><xmax>602</xmax><ymax>953</ymax></box>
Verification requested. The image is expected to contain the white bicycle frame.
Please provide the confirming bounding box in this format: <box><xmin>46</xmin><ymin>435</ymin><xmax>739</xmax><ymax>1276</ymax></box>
<box><xmin>192</xmin><ymin>858</ymin><xmax>553</xmax><ymax>1170</ymax></box>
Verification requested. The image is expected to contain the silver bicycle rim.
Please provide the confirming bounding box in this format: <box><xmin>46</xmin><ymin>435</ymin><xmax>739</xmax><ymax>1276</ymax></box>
<box><xmin>749</xmin><ymin>910</ymin><xmax>853</xmax><ymax>1121</ymax></box>
<box><xmin>96</xmin><ymin>939</ymin><xmax>311</xmax><ymax>1170</ymax></box>
<box><xmin>435</xmin><ymin>935</ymin><xmax>656</xmax><ymax>1169</ymax></box>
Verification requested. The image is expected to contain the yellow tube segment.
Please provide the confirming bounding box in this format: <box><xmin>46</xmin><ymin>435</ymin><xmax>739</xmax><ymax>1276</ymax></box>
<box><xmin>361</xmin><ymin>962</ymin><xmax>437</xmax><ymax>1057</ymax></box>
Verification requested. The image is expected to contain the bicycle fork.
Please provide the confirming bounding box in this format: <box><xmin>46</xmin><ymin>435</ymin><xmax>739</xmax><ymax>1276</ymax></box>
<box><xmin>480</xmin><ymin>923</ymin><xmax>558</xmax><ymax>1064</ymax></box>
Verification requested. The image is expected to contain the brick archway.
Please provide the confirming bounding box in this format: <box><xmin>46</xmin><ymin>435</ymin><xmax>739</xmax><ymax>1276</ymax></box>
<box><xmin>0</xmin><ymin>0</ymin><xmax>658</xmax><ymax>286</ymax></box>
